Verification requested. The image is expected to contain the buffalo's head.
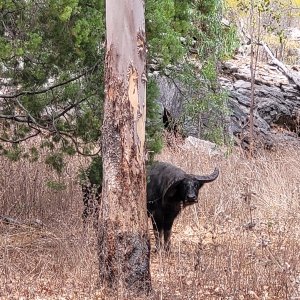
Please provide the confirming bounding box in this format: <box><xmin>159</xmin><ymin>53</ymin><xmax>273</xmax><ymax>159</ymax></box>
<box><xmin>178</xmin><ymin>177</ymin><xmax>202</xmax><ymax>205</ymax></box>
<box><xmin>164</xmin><ymin>167</ymin><xmax>219</xmax><ymax>206</ymax></box>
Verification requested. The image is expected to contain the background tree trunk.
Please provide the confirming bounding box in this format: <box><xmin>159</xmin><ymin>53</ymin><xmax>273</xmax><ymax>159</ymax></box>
<box><xmin>98</xmin><ymin>0</ymin><xmax>151</xmax><ymax>295</ymax></box>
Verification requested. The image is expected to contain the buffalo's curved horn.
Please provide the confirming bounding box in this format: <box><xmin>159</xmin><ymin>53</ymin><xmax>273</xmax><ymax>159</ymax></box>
<box><xmin>195</xmin><ymin>167</ymin><xmax>219</xmax><ymax>183</ymax></box>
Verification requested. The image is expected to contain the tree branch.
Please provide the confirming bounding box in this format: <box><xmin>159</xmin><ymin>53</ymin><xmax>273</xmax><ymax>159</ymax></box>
<box><xmin>0</xmin><ymin>114</ymin><xmax>28</xmax><ymax>122</ymax></box>
<box><xmin>162</xmin><ymin>72</ymin><xmax>185</xmax><ymax>96</ymax></box>
<box><xmin>54</xmin><ymin>94</ymin><xmax>96</xmax><ymax>120</ymax></box>
<box><xmin>0</xmin><ymin>94</ymin><xmax>99</xmax><ymax>153</ymax></box>
<box><xmin>59</xmin><ymin>131</ymin><xmax>101</xmax><ymax>157</ymax></box>
<box><xmin>0</xmin><ymin>63</ymin><xmax>99</xmax><ymax>99</ymax></box>
<box><xmin>0</xmin><ymin>129</ymin><xmax>41</xmax><ymax>144</ymax></box>
<box><xmin>15</xmin><ymin>98</ymin><xmax>41</xmax><ymax>127</ymax></box>
<box><xmin>0</xmin><ymin>94</ymin><xmax>95</xmax><ymax>130</ymax></box>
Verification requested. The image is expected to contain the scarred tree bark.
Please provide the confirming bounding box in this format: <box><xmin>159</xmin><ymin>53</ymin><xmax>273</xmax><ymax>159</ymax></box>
<box><xmin>98</xmin><ymin>0</ymin><xmax>151</xmax><ymax>294</ymax></box>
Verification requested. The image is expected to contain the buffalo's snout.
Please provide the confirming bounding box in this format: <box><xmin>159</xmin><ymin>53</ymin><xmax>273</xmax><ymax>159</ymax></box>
<box><xmin>186</xmin><ymin>194</ymin><xmax>197</xmax><ymax>202</ymax></box>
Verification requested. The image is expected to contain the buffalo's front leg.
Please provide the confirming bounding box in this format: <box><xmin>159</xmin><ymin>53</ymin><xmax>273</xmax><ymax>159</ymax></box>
<box><xmin>151</xmin><ymin>217</ymin><xmax>163</xmax><ymax>251</ymax></box>
<box><xmin>163</xmin><ymin>229</ymin><xmax>172</xmax><ymax>251</ymax></box>
<box><xmin>163</xmin><ymin>219</ymin><xmax>175</xmax><ymax>252</ymax></box>
<box><xmin>153</xmin><ymin>228</ymin><xmax>163</xmax><ymax>251</ymax></box>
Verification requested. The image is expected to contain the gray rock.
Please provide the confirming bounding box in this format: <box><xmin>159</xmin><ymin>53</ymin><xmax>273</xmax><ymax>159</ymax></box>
<box><xmin>181</xmin><ymin>136</ymin><xmax>225</xmax><ymax>156</ymax></box>
<box><xmin>155</xmin><ymin>75</ymin><xmax>187</xmax><ymax>119</ymax></box>
<box><xmin>221</xmin><ymin>57</ymin><xmax>300</xmax><ymax>147</ymax></box>
<box><xmin>153</xmin><ymin>57</ymin><xmax>299</xmax><ymax>148</ymax></box>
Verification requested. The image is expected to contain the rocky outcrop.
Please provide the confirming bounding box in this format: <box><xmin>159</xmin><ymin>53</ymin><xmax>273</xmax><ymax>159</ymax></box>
<box><xmin>220</xmin><ymin>56</ymin><xmax>300</xmax><ymax>148</ymax></box>
<box><xmin>154</xmin><ymin>56</ymin><xmax>300</xmax><ymax>148</ymax></box>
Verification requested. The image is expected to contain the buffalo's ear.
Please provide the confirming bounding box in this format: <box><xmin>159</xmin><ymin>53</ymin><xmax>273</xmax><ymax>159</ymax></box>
<box><xmin>194</xmin><ymin>167</ymin><xmax>219</xmax><ymax>183</ymax></box>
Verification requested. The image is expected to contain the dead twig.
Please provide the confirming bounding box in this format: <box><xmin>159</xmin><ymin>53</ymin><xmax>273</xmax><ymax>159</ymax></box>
<box><xmin>0</xmin><ymin>215</ymin><xmax>44</xmax><ymax>228</ymax></box>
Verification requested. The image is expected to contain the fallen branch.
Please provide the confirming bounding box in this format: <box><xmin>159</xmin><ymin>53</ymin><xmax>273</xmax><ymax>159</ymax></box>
<box><xmin>0</xmin><ymin>215</ymin><xmax>21</xmax><ymax>226</ymax></box>
<box><xmin>260</xmin><ymin>41</ymin><xmax>300</xmax><ymax>90</ymax></box>
<box><xmin>0</xmin><ymin>215</ymin><xmax>44</xmax><ymax>228</ymax></box>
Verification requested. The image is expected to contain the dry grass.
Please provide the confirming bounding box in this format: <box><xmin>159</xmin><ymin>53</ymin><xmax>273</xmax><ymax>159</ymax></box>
<box><xmin>1</xmin><ymin>140</ymin><xmax>300</xmax><ymax>299</ymax></box>
<box><xmin>152</xmin><ymin>142</ymin><xmax>300</xmax><ymax>299</ymax></box>
<box><xmin>0</xmin><ymin>152</ymin><xmax>99</xmax><ymax>299</ymax></box>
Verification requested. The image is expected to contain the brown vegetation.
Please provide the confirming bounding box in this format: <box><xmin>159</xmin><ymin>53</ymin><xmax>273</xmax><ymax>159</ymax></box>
<box><xmin>1</xmin><ymin>140</ymin><xmax>300</xmax><ymax>299</ymax></box>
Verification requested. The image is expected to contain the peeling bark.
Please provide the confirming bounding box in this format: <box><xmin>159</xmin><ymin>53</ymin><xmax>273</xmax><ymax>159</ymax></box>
<box><xmin>99</xmin><ymin>0</ymin><xmax>151</xmax><ymax>294</ymax></box>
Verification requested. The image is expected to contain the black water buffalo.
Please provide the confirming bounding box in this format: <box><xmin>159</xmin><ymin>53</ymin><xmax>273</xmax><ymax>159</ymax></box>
<box><xmin>147</xmin><ymin>162</ymin><xmax>219</xmax><ymax>251</ymax></box>
<box><xmin>81</xmin><ymin>183</ymin><xmax>102</xmax><ymax>229</ymax></box>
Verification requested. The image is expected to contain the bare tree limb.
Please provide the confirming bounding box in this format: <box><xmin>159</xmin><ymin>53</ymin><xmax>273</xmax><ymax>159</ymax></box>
<box><xmin>0</xmin><ymin>63</ymin><xmax>100</xmax><ymax>99</ymax></box>
<box><xmin>249</xmin><ymin>1</ymin><xmax>261</xmax><ymax>157</ymax></box>
<box><xmin>260</xmin><ymin>41</ymin><xmax>300</xmax><ymax>89</ymax></box>
<box><xmin>162</xmin><ymin>71</ymin><xmax>185</xmax><ymax>96</ymax></box>
<box><xmin>15</xmin><ymin>98</ymin><xmax>41</xmax><ymax>127</ymax></box>
<box><xmin>0</xmin><ymin>94</ymin><xmax>95</xmax><ymax>129</ymax></box>
<box><xmin>0</xmin><ymin>114</ymin><xmax>28</xmax><ymax>122</ymax></box>
<box><xmin>0</xmin><ymin>92</ymin><xmax>100</xmax><ymax>153</ymax></box>
<box><xmin>0</xmin><ymin>129</ymin><xmax>41</xmax><ymax>143</ymax></box>
<box><xmin>54</xmin><ymin>94</ymin><xmax>96</xmax><ymax>120</ymax></box>
<box><xmin>59</xmin><ymin>131</ymin><xmax>101</xmax><ymax>157</ymax></box>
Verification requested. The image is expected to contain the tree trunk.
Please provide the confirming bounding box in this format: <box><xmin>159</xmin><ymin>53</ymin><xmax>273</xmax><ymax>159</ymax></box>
<box><xmin>98</xmin><ymin>0</ymin><xmax>151</xmax><ymax>295</ymax></box>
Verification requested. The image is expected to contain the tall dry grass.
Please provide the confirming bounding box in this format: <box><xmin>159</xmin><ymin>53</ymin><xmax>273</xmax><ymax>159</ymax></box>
<box><xmin>153</xmin><ymin>142</ymin><xmax>300</xmax><ymax>300</ymax></box>
<box><xmin>0</xmin><ymin>151</ymin><xmax>99</xmax><ymax>299</ymax></box>
<box><xmin>0</xmin><ymin>140</ymin><xmax>300</xmax><ymax>299</ymax></box>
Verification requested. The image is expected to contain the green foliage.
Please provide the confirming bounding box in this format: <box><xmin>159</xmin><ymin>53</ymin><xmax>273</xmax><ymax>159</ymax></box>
<box><xmin>185</xmin><ymin>88</ymin><xmax>230</xmax><ymax>145</ymax></box>
<box><xmin>146</xmin><ymin>0</ymin><xmax>190</xmax><ymax>66</ymax></box>
<box><xmin>0</xmin><ymin>0</ymin><xmax>105</xmax><ymax>166</ymax></box>
<box><xmin>146</xmin><ymin>0</ymin><xmax>237</xmax><ymax>144</ymax></box>
<box><xmin>46</xmin><ymin>180</ymin><xmax>66</xmax><ymax>191</ymax></box>
<box><xmin>75</xmin><ymin>96</ymin><xmax>103</xmax><ymax>143</ymax></box>
<box><xmin>2</xmin><ymin>146</ymin><xmax>22</xmax><ymax>161</ymax></box>
<box><xmin>146</xmin><ymin>79</ymin><xmax>163</xmax><ymax>162</ymax></box>
<box><xmin>61</xmin><ymin>140</ymin><xmax>76</xmax><ymax>156</ymax></box>
<box><xmin>22</xmin><ymin>147</ymin><xmax>39</xmax><ymax>162</ymax></box>
<box><xmin>40</xmin><ymin>141</ymin><xmax>55</xmax><ymax>151</ymax></box>
<box><xmin>86</xmin><ymin>156</ymin><xmax>102</xmax><ymax>185</ymax></box>
<box><xmin>193</xmin><ymin>0</ymin><xmax>239</xmax><ymax>61</ymax></box>
<box><xmin>228</xmin><ymin>0</ymin><xmax>300</xmax><ymax>63</ymax></box>
<box><xmin>0</xmin><ymin>0</ymin><xmax>237</xmax><ymax>174</ymax></box>
<box><xmin>0</xmin><ymin>0</ymin><xmax>105</xmax><ymax>126</ymax></box>
<box><xmin>45</xmin><ymin>153</ymin><xmax>64</xmax><ymax>174</ymax></box>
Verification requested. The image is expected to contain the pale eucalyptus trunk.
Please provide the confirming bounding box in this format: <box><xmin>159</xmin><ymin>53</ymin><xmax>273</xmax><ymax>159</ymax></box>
<box><xmin>98</xmin><ymin>0</ymin><xmax>151</xmax><ymax>294</ymax></box>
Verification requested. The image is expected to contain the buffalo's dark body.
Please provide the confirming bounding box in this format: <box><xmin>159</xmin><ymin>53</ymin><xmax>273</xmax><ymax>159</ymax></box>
<box><xmin>147</xmin><ymin>162</ymin><xmax>219</xmax><ymax>250</ymax></box>
<box><xmin>82</xmin><ymin>184</ymin><xmax>102</xmax><ymax>229</ymax></box>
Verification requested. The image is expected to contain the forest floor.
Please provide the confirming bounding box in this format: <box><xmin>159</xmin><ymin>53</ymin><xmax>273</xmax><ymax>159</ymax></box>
<box><xmin>0</xmin><ymin>139</ymin><xmax>300</xmax><ymax>299</ymax></box>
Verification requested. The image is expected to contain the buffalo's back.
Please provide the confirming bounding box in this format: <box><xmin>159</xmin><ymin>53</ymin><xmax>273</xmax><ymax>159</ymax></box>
<box><xmin>146</xmin><ymin>162</ymin><xmax>186</xmax><ymax>207</ymax></box>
